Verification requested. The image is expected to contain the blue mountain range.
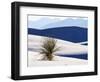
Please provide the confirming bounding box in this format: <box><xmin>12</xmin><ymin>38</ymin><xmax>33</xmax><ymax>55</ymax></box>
<box><xmin>29</xmin><ymin>17</ymin><xmax>88</xmax><ymax>30</ymax></box>
<box><xmin>40</xmin><ymin>18</ymin><xmax>88</xmax><ymax>29</ymax></box>
<box><xmin>28</xmin><ymin>26</ymin><xmax>87</xmax><ymax>43</ymax></box>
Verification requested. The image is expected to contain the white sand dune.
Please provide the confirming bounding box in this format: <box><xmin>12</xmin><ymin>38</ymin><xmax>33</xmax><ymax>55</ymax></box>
<box><xmin>28</xmin><ymin>51</ymin><xmax>87</xmax><ymax>66</ymax></box>
<box><xmin>28</xmin><ymin>35</ymin><xmax>88</xmax><ymax>54</ymax></box>
<box><xmin>27</xmin><ymin>35</ymin><xmax>88</xmax><ymax>67</ymax></box>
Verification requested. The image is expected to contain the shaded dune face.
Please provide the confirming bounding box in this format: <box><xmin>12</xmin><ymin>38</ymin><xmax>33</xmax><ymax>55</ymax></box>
<box><xmin>28</xmin><ymin>26</ymin><xmax>87</xmax><ymax>43</ymax></box>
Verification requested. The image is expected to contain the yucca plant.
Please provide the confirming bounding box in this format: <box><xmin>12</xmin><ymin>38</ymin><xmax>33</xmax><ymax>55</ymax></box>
<box><xmin>40</xmin><ymin>37</ymin><xmax>60</xmax><ymax>61</ymax></box>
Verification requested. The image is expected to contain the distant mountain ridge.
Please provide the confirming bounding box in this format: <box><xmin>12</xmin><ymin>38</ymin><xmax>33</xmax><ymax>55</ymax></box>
<box><xmin>28</xmin><ymin>26</ymin><xmax>87</xmax><ymax>43</ymax></box>
<box><xmin>28</xmin><ymin>17</ymin><xmax>88</xmax><ymax>29</ymax></box>
<box><xmin>40</xmin><ymin>18</ymin><xmax>88</xmax><ymax>29</ymax></box>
